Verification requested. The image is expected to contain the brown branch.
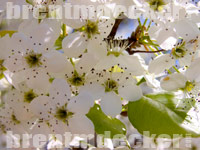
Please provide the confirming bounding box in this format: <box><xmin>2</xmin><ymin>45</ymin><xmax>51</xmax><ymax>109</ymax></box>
<box><xmin>107</xmin><ymin>19</ymin><xmax>123</xmax><ymax>39</ymax></box>
<box><xmin>104</xmin><ymin>38</ymin><xmax>166</xmax><ymax>55</ymax></box>
<box><xmin>128</xmin><ymin>49</ymin><xmax>166</xmax><ymax>55</ymax></box>
<box><xmin>106</xmin><ymin>19</ymin><xmax>165</xmax><ymax>55</ymax></box>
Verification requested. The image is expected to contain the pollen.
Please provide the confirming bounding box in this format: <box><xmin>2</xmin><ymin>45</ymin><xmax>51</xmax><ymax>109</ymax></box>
<box><xmin>172</xmin><ymin>41</ymin><xmax>187</xmax><ymax>59</ymax></box>
<box><xmin>104</xmin><ymin>79</ymin><xmax>119</xmax><ymax>93</ymax></box>
<box><xmin>68</xmin><ymin>70</ymin><xmax>85</xmax><ymax>87</ymax></box>
<box><xmin>79</xmin><ymin>20</ymin><xmax>100</xmax><ymax>39</ymax></box>
<box><xmin>54</xmin><ymin>105</ymin><xmax>74</xmax><ymax>123</ymax></box>
<box><xmin>24</xmin><ymin>89</ymin><xmax>38</xmax><ymax>103</ymax></box>
<box><xmin>11</xmin><ymin>114</ymin><xmax>20</xmax><ymax>124</ymax></box>
<box><xmin>25</xmin><ymin>51</ymin><xmax>42</xmax><ymax>68</ymax></box>
<box><xmin>0</xmin><ymin>59</ymin><xmax>6</xmax><ymax>74</ymax></box>
<box><xmin>148</xmin><ymin>0</ymin><xmax>166</xmax><ymax>11</ymax></box>
<box><xmin>163</xmin><ymin>76</ymin><xmax>170</xmax><ymax>81</ymax></box>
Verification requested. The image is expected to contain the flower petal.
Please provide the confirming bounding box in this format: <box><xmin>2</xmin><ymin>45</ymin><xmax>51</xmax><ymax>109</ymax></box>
<box><xmin>149</xmin><ymin>54</ymin><xmax>174</xmax><ymax>75</ymax></box>
<box><xmin>160</xmin><ymin>73</ymin><xmax>187</xmax><ymax>91</ymax></box>
<box><xmin>62</xmin><ymin>32</ymin><xmax>88</xmax><ymax>58</ymax></box>
<box><xmin>101</xmin><ymin>93</ymin><xmax>122</xmax><ymax>117</ymax></box>
<box><xmin>118</xmin><ymin>84</ymin><xmax>143</xmax><ymax>101</ymax></box>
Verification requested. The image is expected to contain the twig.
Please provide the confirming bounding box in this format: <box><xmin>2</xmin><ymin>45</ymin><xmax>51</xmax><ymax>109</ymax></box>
<box><xmin>107</xmin><ymin>18</ymin><xmax>166</xmax><ymax>55</ymax></box>
<box><xmin>94</xmin><ymin>132</ymin><xmax>97</xmax><ymax>147</ymax></box>
<box><xmin>107</xmin><ymin>19</ymin><xmax>123</xmax><ymax>39</ymax></box>
<box><xmin>128</xmin><ymin>49</ymin><xmax>166</xmax><ymax>55</ymax></box>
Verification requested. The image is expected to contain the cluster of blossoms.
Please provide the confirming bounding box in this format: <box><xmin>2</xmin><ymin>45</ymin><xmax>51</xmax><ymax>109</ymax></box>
<box><xmin>0</xmin><ymin>0</ymin><xmax>200</xmax><ymax>149</ymax></box>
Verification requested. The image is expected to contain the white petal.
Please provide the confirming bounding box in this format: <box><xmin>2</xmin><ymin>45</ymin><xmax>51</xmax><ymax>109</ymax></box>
<box><xmin>44</xmin><ymin>51</ymin><xmax>68</xmax><ymax>73</ymax></box>
<box><xmin>79</xmin><ymin>83</ymin><xmax>105</xmax><ymax>100</ymax></box>
<box><xmin>3</xmin><ymin>53</ymin><xmax>25</xmax><ymax>72</ymax></box>
<box><xmin>173</xmin><ymin>19</ymin><xmax>200</xmax><ymax>41</ymax></box>
<box><xmin>12</xmin><ymin>102</ymin><xmax>34</xmax><ymax>121</ymax></box>
<box><xmin>49</xmin><ymin>78</ymin><xmax>71</xmax><ymax>106</ymax></box>
<box><xmin>19</xmin><ymin>19</ymin><xmax>60</xmax><ymax>49</ymax></box>
<box><xmin>160</xmin><ymin>73</ymin><xmax>187</xmax><ymax>91</ymax></box>
<box><xmin>149</xmin><ymin>24</ymin><xmax>177</xmax><ymax>50</ymax></box>
<box><xmin>10</xmin><ymin>33</ymin><xmax>30</xmax><ymax>53</ymax></box>
<box><xmin>29</xmin><ymin>96</ymin><xmax>50</xmax><ymax>119</ymax></box>
<box><xmin>26</xmin><ymin>69</ymin><xmax>51</xmax><ymax>93</ymax></box>
<box><xmin>0</xmin><ymin>35</ymin><xmax>11</xmax><ymax>59</ymax></box>
<box><xmin>179</xmin><ymin>54</ymin><xmax>193</xmax><ymax>67</ymax></box>
<box><xmin>62</xmin><ymin>32</ymin><xmax>88</xmax><ymax>58</ymax></box>
<box><xmin>30</xmin><ymin>121</ymin><xmax>51</xmax><ymax>138</ymax></box>
<box><xmin>68</xmin><ymin>115</ymin><xmax>94</xmax><ymax>134</ymax></box>
<box><xmin>68</xmin><ymin>93</ymin><xmax>94</xmax><ymax>115</ymax></box>
<box><xmin>160</xmin><ymin>36</ymin><xmax>178</xmax><ymax>50</ymax></box>
<box><xmin>63</xmin><ymin>19</ymin><xmax>86</xmax><ymax>29</ymax></box>
<box><xmin>119</xmin><ymin>55</ymin><xmax>145</xmax><ymax>76</ymax></box>
<box><xmin>101</xmin><ymin>93</ymin><xmax>122</xmax><ymax>117</ymax></box>
<box><xmin>87</xmin><ymin>39</ymin><xmax>107</xmax><ymax>57</ymax></box>
<box><xmin>76</xmin><ymin>53</ymin><xmax>99</xmax><ymax>74</ymax></box>
<box><xmin>48</xmin><ymin>119</ymin><xmax>69</xmax><ymax>135</ymax></box>
<box><xmin>98</xmin><ymin>18</ymin><xmax>115</xmax><ymax>38</ymax></box>
<box><xmin>95</xmin><ymin>55</ymin><xmax>119</xmax><ymax>71</ymax></box>
<box><xmin>118</xmin><ymin>84</ymin><xmax>143</xmax><ymax>101</ymax></box>
<box><xmin>185</xmin><ymin>58</ymin><xmax>200</xmax><ymax>82</ymax></box>
<box><xmin>10</xmin><ymin>70</ymin><xmax>27</xmax><ymax>88</ymax></box>
<box><xmin>149</xmin><ymin>54</ymin><xmax>174</xmax><ymax>75</ymax></box>
<box><xmin>145</xmin><ymin>74</ymin><xmax>160</xmax><ymax>89</ymax></box>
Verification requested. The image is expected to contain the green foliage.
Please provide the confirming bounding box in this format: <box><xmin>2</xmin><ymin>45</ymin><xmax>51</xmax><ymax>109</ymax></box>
<box><xmin>128</xmin><ymin>93</ymin><xmax>198</xmax><ymax>138</ymax></box>
<box><xmin>54</xmin><ymin>24</ymin><xmax>67</xmax><ymax>50</ymax></box>
<box><xmin>0</xmin><ymin>30</ymin><xmax>17</xmax><ymax>38</ymax></box>
<box><xmin>26</xmin><ymin>0</ymin><xmax>34</xmax><ymax>5</ymax></box>
<box><xmin>0</xmin><ymin>73</ymin><xmax>4</xmax><ymax>80</ymax></box>
<box><xmin>137</xmin><ymin>77</ymin><xmax>146</xmax><ymax>86</ymax></box>
<box><xmin>87</xmin><ymin>104</ymin><xmax>126</xmax><ymax>138</ymax></box>
<box><xmin>54</xmin><ymin>35</ymin><xmax>65</xmax><ymax>50</ymax></box>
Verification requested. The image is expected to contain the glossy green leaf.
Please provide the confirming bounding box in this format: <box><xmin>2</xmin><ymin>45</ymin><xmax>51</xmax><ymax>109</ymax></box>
<box><xmin>54</xmin><ymin>24</ymin><xmax>67</xmax><ymax>50</ymax></box>
<box><xmin>87</xmin><ymin>104</ymin><xmax>126</xmax><ymax>138</ymax></box>
<box><xmin>146</xmin><ymin>93</ymin><xmax>195</xmax><ymax>121</ymax></box>
<box><xmin>54</xmin><ymin>36</ymin><xmax>65</xmax><ymax>50</ymax></box>
<box><xmin>128</xmin><ymin>93</ymin><xmax>198</xmax><ymax>138</ymax></box>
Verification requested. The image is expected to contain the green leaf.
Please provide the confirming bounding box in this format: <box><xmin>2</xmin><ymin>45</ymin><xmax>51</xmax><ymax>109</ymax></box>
<box><xmin>146</xmin><ymin>93</ymin><xmax>195</xmax><ymax>120</ymax></box>
<box><xmin>54</xmin><ymin>24</ymin><xmax>67</xmax><ymax>50</ymax></box>
<box><xmin>54</xmin><ymin>36</ymin><xmax>65</xmax><ymax>50</ymax></box>
<box><xmin>0</xmin><ymin>30</ymin><xmax>17</xmax><ymax>38</ymax></box>
<box><xmin>0</xmin><ymin>73</ymin><xmax>4</xmax><ymax>80</ymax></box>
<box><xmin>137</xmin><ymin>77</ymin><xmax>146</xmax><ymax>86</ymax></box>
<box><xmin>86</xmin><ymin>104</ymin><xmax>126</xmax><ymax>138</ymax></box>
<box><xmin>26</xmin><ymin>0</ymin><xmax>34</xmax><ymax>5</ymax></box>
<box><xmin>128</xmin><ymin>93</ymin><xmax>199</xmax><ymax>138</ymax></box>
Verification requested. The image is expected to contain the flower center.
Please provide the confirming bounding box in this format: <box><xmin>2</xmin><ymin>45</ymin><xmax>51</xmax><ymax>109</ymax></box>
<box><xmin>172</xmin><ymin>42</ymin><xmax>187</xmax><ymax>59</ymax></box>
<box><xmin>184</xmin><ymin>81</ymin><xmax>195</xmax><ymax>92</ymax></box>
<box><xmin>148</xmin><ymin>0</ymin><xmax>166</xmax><ymax>11</ymax></box>
<box><xmin>104</xmin><ymin>79</ymin><xmax>119</xmax><ymax>93</ymax></box>
<box><xmin>79</xmin><ymin>20</ymin><xmax>100</xmax><ymax>39</ymax></box>
<box><xmin>0</xmin><ymin>60</ymin><xmax>6</xmax><ymax>78</ymax></box>
<box><xmin>107</xmin><ymin>51</ymin><xmax>122</xmax><ymax>57</ymax></box>
<box><xmin>11</xmin><ymin>114</ymin><xmax>20</xmax><ymax>124</ymax></box>
<box><xmin>25</xmin><ymin>51</ymin><xmax>42</xmax><ymax>68</ymax></box>
<box><xmin>106</xmin><ymin>40</ymin><xmax>129</xmax><ymax>57</ymax></box>
<box><xmin>24</xmin><ymin>90</ymin><xmax>38</xmax><ymax>103</ymax></box>
<box><xmin>55</xmin><ymin>105</ymin><xmax>74</xmax><ymax>123</ymax></box>
<box><xmin>68</xmin><ymin>70</ymin><xmax>85</xmax><ymax>87</ymax></box>
<box><xmin>56</xmin><ymin>108</ymin><xmax>68</xmax><ymax>120</ymax></box>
